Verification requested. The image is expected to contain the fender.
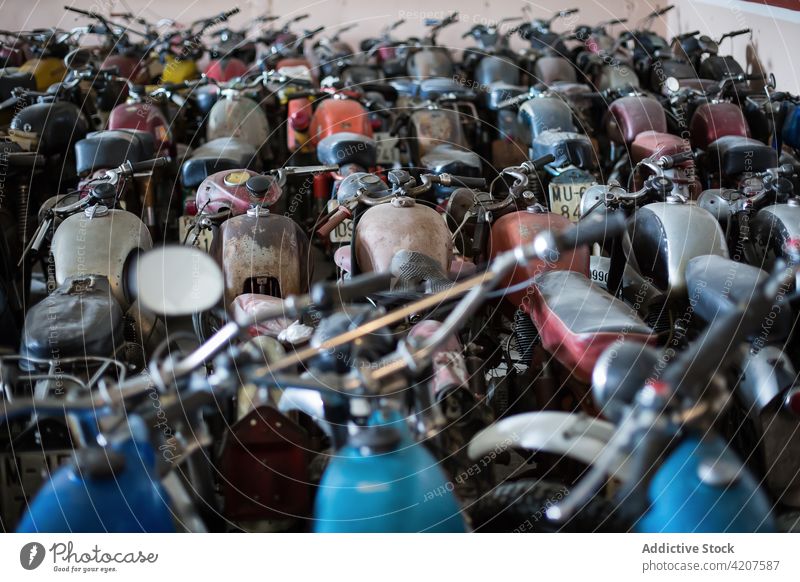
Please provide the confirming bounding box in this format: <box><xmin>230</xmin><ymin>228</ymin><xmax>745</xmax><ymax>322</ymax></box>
<box><xmin>467</xmin><ymin>411</ymin><xmax>631</xmax><ymax>481</ymax></box>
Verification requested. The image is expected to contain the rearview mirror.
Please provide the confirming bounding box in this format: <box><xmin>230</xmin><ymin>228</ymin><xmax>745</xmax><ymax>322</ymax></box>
<box><xmin>664</xmin><ymin>76</ymin><xmax>681</xmax><ymax>94</ymax></box>
<box><xmin>133</xmin><ymin>246</ymin><xmax>223</xmax><ymax>316</ymax></box>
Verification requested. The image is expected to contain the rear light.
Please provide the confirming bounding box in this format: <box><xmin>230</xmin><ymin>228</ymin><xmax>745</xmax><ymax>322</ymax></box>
<box><xmin>290</xmin><ymin>108</ymin><xmax>311</xmax><ymax>132</ymax></box>
<box><xmin>370</xmin><ymin>117</ymin><xmax>382</xmax><ymax>131</ymax></box>
<box><xmin>784</xmin><ymin>388</ymin><xmax>800</xmax><ymax>416</ymax></box>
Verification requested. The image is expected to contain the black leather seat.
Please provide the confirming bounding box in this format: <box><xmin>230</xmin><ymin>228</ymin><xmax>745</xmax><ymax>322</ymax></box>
<box><xmin>532</xmin><ymin>130</ymin><xmax>596</xmax><ymax>169</ymax></box>
<box><xmin>180</xmin><ymin>137</ymin><xmax>257</xmax><ymax>189</ymax></box>
<box><xmin>530</xmin><ymin>270</ymin><xmax>653</xmax><ymax>381</ymax></box>
<box><xmin>20</xmin><ymin>276</ymin><xmax>124</xmax><ymax>369</ymax></box>
<box><xmin>11</xmin><ymin>101</ymin><xmax>89</xmax><ymax>157</ymax></box>
<box><xmin>317</xmin><ymin>132</ymin><xmax>377</xmax><ymax>168</ymax></box>
<box><xmin>706</xmin><ymin>136</ymin><xmax>777</xmax><ymax>177</ymax></box>
<box><xmin>0</xmin><ymin>70</ymin><xmax>36</xmax><ymax>100</ymax></box>
<box><xmin>420</xmin><ymin>144</ymin><xmax>482</xmax><ymax>176</ymax></box>
<box><xmin>389</xmin><ymin>79</ymin><xmax>418</xmax><ymax>97</ymax></box>
<box><xmin>418</xmin><ymin>78</ymin><xmax>476</xmax><ymax>101</ymax></box>
<box><xmin>685</xmin><ymin>254</ymin><xmax>790</xmax><ymax>340</ymax></box>
<box><xmin>75</xmin><ymin>129</ymin><xmax>155</xmax><ymax>176</ymax></box>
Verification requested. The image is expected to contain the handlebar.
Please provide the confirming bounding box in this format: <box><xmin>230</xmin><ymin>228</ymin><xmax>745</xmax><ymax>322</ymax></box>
<box><xmin>311</xmin><ymin>272</ymin><xmax>393</xmax><ymax>309</ymax></box>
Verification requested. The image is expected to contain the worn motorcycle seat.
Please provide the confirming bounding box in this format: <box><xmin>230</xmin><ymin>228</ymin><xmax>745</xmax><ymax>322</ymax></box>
<box><xmin>75</xmin><ymin>129</ymin><xmax>155</xmax><ymax>175</ymax></box>
<box><xmin>0</xmin><ymin>69</ymin><xmax>36</xmax><ymax>101</ymax></box>
<box><xmin>531</xmin><ymin>130</ymin><xmax>596</xmax><ymax>169</ymax></box>
<box><xmin>685</xmin><ymin>254</ymin><xmax>790</xmax><ymax>341</ymax></box>
<box><xmin>631</xmin><ymin>130</ymin><xmax>690</xmax><ymax>164</ymax></box>
<box><xmin>417</xmin><ymin>78</ymin><xmax>476</xmax><ymax>101</ymax></box>
<box><xmin>388</xmin><ymin>79</ymin><xmax>419</xmax><ymax>97</ymax></box>
<box><xmin>606</xmin><ymin>96</ymin><xmax>668</xmax><ymax>145</ymax></box>
<box><xmin>530</xmin><ymin>270</ymin><xmax>654</xmax><ymax>382</ymax></box>
<box><xmin>420</xmin><ymin>144</ymin><xmax>482</xmax><ymax>176</ymax></box>
<box><xmin>705</xmin><ymin>135</ymin><xmax>777</xmax><ymax>177</ymax></box>
<box><xmin>317</xmin><ymin>132</ymin><xmax>377</xmax><ymax>168</ymax></box>
<box><xmin>20</xmin><ymin>275</ymin><xmax>124</xmax><ymax>369</ymax></box>
<box><xmin>181</xmin><ymin>137</ymin><xmax>258</xmax><ymax>189</ymax></box>
<box><xmin>10</xmin><ymin>101</ymin><xmax>88</xmax><ymax>156</ymax></box>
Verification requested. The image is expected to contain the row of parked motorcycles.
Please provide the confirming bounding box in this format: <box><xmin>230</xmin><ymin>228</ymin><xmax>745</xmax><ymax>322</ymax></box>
<box><xmin>0</xmin><ymin>3</ymin><xmax>800</xmax><ymax>533</ymax></box>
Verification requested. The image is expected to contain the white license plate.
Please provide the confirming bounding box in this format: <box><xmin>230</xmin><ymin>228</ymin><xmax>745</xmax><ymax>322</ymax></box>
<box><xmin>548</xmin><ymin>180</ymin><xmax>595</xmax><ymax>222</ymax></box>
<box><xmin>373</xmin><ymin>131</ymin><xmax>400</xmax><ymax>166</ymax></box>
<box><xmin>590</xmin><ymin>255</ymin><xmax>611</xmax><ymax>289</ymax></box>
<box><xmin>326</xmin><ymin>199</ymin><xmax>354</xmax><ymax>243</ymax></box>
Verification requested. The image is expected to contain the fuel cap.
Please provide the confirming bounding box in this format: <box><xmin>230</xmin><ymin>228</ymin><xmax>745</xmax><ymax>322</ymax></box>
<box><xmin>223</xmin><ymin>171</ymin><xmax>251</xmax><ymax>187</ymax></box>
<box><xmin>89</xmin><ymin>181</ymin><xmax>117</xmax><ymax>204</ymax></box>
<box><xmin>246</xmin><ymin>175</ymin><xmax>275</xmax><ymax>198</ymax></box>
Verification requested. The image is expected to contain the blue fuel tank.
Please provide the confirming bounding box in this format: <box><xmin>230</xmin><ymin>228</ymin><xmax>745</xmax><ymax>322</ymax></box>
<box><xmin>314</xmin><ymin>412</ymin><xmax>466</xmax><ymax>533</ymax></box>
<box><xmin>637</xmin><ymin>435</ymin><xmax>775</xmax><ymax>533</ymax></box>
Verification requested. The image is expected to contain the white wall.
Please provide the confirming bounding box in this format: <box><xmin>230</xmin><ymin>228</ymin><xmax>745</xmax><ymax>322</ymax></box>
<box><xmin>668</xmin><ymin>0</ymin><xmax>800</xmax><ymax>94</ymax></box>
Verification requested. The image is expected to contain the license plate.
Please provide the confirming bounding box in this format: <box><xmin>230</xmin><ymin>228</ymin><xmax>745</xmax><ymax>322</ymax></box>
<box><xmin>548</xmin><ymin>180</ymin><xmax>595</xmax><ymax>222</ymax></box>
<box><xmin>373</xmin><ymin>131</ymin><xmax>400</xmax><ymax>166</ymax></box>
<box><xmin>326</xmin><ymin>199</ymin><xmax>353</xmax><ymax>243</ymax></box>
<box><xmin>590</xmin><ymin>256</ymin><xmax>611</xmax><ymax>289</ymax></box>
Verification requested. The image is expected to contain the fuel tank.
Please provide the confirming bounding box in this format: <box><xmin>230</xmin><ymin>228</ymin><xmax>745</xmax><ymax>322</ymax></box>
<box><xmin>51</xmin><ymin>207</ymin><xmax>153</xmax><ymax>309</ymax></box>
<box><xmin>751</xmin><ymin>201</ymin><xmax>800</xmax><ymax>268</ymax></box>
<box><xmin>354</xmin><ymin>198</ymin><xmax>452</xmax><ymax>273</ymax></box>
<box><xmin>309</xmin><ymin>97</ymin><xmax>372</xmax><ymax>144</ymax></box>
<box><xmin>108</xmin><ymin>101</ymin><xmax>173</xmax><ymax>154</ymax></box>
<box><xmin>407</xmin><ymin>47</ymin><xmax>455</xmax><ymax>80</ymax></box>
<box><xmin>212</xmin><ymin>208</ymin><xmax>311</xmax><ymax>306</ymax></box>
<box><xmin>195</xmin><ymin>169</ymin><xmax>281</xmax><ymax>215</ymax></box>
<box><xmin>628</xmin><ymin>201</ymin><xmax>728</xmax><ymax>295</ymax></box>
<box><xmin>19</xmin><ymin>56</ymin><xmax>66</xmax><ymax>91</ymax></box>
<box><xmin>205</xmin><ymin>57</ymin><xmax>249</xmax><ymax>82</ymax></box>
<box><xmin>207</xmin><ymin>93</ymin><xmax>270</xmax><ymax>153</ymax></box>
<box><xmin>518</xmin><ymin>96</ymin><xmax>576</xmax><ymax>140</ymax></box>
<box><xmin>488</xmin><ymin>209</ymin><xmax>589</xmax><ymax>312</ymax></box>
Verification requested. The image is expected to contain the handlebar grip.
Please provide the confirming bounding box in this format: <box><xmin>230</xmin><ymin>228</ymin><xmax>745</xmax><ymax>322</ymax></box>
<box><xmin>554</xmin><ymin>211</ymin><xmax>627</xmax><ymax>252</ymax></box>
<box><xmin>130</xmin><ymin>157</ymin><xmax>168</xmax><ymax>173</ymax></box>
<box><xmin>317</xmin><ymin>206</ymin><xmax>351</xmax><ymax>238</ymax></box>
<box><xmin>445</xmin><ymin>175</ymin><xmax>486</xmax><ymax>189</ymax></box>
<box><xmin>532</xmin><ymin>153</ymin><xmax>556</xmax><ymax>169</ymax></box>
<box><xmin>660</xmin><ymin>150</ymin><xmax>694</xmax><ymax>168</ymax></box>
<box><xmin>311</xmin><ymin>271</ymin><xmax>393</xmax><ymax>309</ymax></box>
<box><xmin>222</xmin><ymin>8</ymin><xmax>240</xmax><ymax>20</ymax></box>
<box><xmin>728</xmin><ymin>28</ymin><xmax>751</xmax><ymax>38</ymax></box>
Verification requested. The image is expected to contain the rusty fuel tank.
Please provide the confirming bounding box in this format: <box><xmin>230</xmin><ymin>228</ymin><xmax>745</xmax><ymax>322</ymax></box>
<box><xmin>212</xmin><ymin>207</ymin><xmax>311</xmax><ymax>307</ymax></box>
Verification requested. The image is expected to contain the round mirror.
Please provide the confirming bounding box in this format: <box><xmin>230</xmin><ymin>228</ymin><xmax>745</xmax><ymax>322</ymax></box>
<box><xmin>768</xmin><ymin>72</ymin><xmax>777</xmax><ymax>90</ymax></box>
<box><xmin>664</xmin><ymin>76</ymin><xmax>681</xmax><ymax>94</ymax></box>
<box><xmin>134</xmin><ymin>246</ymin><xmax>223</xmax><ymax>316</ymax></box>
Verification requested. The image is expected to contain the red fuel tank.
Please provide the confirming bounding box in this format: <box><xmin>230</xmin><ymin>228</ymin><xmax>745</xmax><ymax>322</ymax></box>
<box><xmin>488</xmin><ymin>210</ymin><xmax>590</xmax><ymax>313</ymax></box>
